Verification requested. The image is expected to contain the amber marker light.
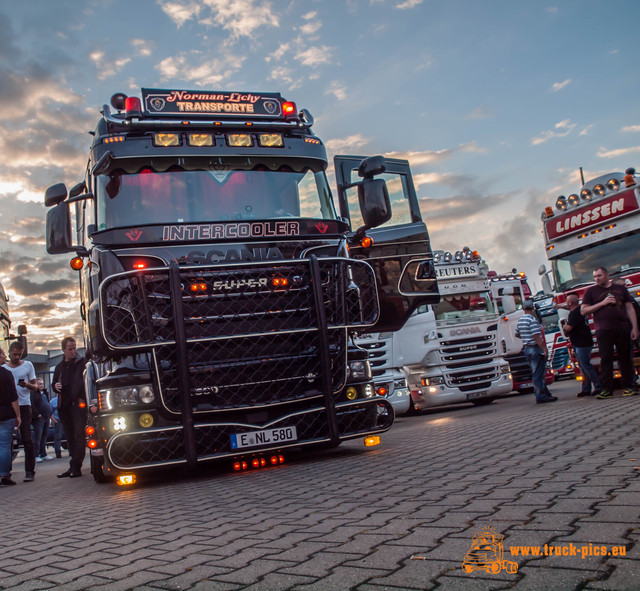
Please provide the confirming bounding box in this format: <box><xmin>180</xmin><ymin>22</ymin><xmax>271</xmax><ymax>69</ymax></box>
<box><xmin>117</xmin><ymin>474</ymin><xmax>136</xmax><ymax>486</ymax></box>
<box><xmin>85</xmin><ymin>426</ymin><xmax>95</xmax><ymax>436</ymax></box>
<box><xmin>360</xmin><ymin>235</ymin><xmax>374</xmax><ymax>249</ymax></box>
<box><xmin>377</xmin><ymin>386</ymin><xmax>388</xmax><ymax>396</ymax></box>
<box><xmin>364</xmin><ymin>436</ymin><xmax>381</xmax><ymax>447</ymax></box>
<box><xmin>271</xmin><ymin>276</ymin><xmax>289</xmax><ymax>288</ymax></box>
<box><xmin>78</xmin><ymin>401</ymin><xmax>86</xmax><ymax>408</ymax></box>
<box><xmin>87</xmin><ymin>439</ymin><xmax>98</xmax><ymax>449</ymax></box>
<box><xmin>70</xmin><ymin>257</ymin><xmax>84</xmax><ymax>270</ymax></box>
<box><xmin>189</xmin><ymin>282</ymin><xmax>207</xmax><ymax>293</ymax></box>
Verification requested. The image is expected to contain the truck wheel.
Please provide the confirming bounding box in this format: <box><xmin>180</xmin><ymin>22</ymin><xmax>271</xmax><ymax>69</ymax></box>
<box><xmin>90</xmin><ymin>455</ymin><xmax>113</xmax><ymax>483</ymax></box>
<box><xmin>461</xmin><ymin>563</ymin><xmax>473</xmax><ymax>573</ymax></box>
<box><xmin>490</xmin><ymin>561</ymin><xmax>501</xmax><ymax>574</ymax></box>
<box><xmin>471</xmin><ymin>398</ymin><xmax>494</xmax><ymax>406</ymax></box>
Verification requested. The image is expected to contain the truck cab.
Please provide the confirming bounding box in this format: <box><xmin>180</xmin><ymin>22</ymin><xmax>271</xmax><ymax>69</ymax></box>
<box><xmin>44</xmin><ymin>89</ymin><xmax>439</xmax><ymax>483</ymax></box>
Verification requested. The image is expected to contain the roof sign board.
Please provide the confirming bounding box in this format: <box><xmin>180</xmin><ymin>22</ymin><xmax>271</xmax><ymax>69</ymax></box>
<box><xmin>545</xmin><ymin>189</ymin><xmax>639</xmax><ymax>241</ymax></box>
<box><xmin>141</xmin><ymin>89</ymin><xmax>284</xmax><ymax>118</ymax></box>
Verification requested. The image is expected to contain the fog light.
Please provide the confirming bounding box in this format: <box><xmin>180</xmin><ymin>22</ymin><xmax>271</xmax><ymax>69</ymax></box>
<box><xmin>346</xmin><ymin>386</ymin><xmax>357</xmax><ymax>400</ymax></box>
<box><xmin>364</xmin><ymin>436</ymin><xmax>381</xmax><ymax>447</ymax></box>
<box><xmin>116</xmin><ymin>474</ymin><xmax>136</xmax><ymax>486</ymax></box>
<box><xmin>113</xmin><ymin>416</ymin><xmax>127</xmax><ymax>431</ymax></box>
<box><xmin>139</xmin><ymin>413</ymin><xmax>154</xmax><ymax>428</ymax></box>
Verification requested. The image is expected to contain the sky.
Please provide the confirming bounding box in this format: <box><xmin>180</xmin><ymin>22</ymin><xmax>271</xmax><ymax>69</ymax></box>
<box><xmin>1</xmin><ymin>0</ymin><xmax>640</xmax><ymax>353</ymax></box>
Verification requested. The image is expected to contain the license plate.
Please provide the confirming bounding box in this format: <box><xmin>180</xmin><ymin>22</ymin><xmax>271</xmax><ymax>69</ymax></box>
<box><xmin>230</xmin><ymin>426</ymin><xmax>297</xmax><ymax>450</ymax></box>
<box><xmin>467</xmin><ymin>391</ymin><xmax>488</xmax><ymax>400</ymax></box>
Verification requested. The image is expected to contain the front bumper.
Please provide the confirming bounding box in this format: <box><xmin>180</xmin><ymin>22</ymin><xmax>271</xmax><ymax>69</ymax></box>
<box><xmin>100</xmin><ymin>397</ymin><xmax>393</xmax><ymax>472</ymax></box>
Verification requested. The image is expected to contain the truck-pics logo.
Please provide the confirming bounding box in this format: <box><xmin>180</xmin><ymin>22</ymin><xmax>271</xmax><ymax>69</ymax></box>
<box><xmin>462</xmin><ymin>526</ymin><xmax>518</xmax><ymax>574</ymax></box>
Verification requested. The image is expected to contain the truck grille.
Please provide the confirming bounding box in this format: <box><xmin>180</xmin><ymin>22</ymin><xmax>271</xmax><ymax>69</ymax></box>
<box><xmin>99</xmin><ymin>258</ymin><xmax>378</xmax><ymax>412</ymax></box>
<box><xmin>439</xmin><ymin>334</ymin><xmax>500</xmax><ymax>392</ymax></box>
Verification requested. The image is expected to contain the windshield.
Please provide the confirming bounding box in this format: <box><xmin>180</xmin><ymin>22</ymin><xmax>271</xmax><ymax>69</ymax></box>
<box><xmin>95</xmin><ymin>164</ymin><xmax>337</xmax><ymax>229</ymax></box>
<box><xmin>552</xmin><ymin>232</ymin><xmax>640</xmax><ymax>291</ymax></box>
<box><xmin>538</xmin><ymin>307</ymin><xmax>560</xmax><ymax>334</ymax></box>
<box><xmin>432</xmin><ymin>291</ymin><xmax>496</xmax><ymax>323</ymax></box>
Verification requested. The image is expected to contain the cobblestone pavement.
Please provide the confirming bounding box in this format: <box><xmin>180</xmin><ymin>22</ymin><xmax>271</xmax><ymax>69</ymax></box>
<box><xmin>2</xmin><ymin>380</ymin><xmax>639</xmax><ymax>591</ymax></box>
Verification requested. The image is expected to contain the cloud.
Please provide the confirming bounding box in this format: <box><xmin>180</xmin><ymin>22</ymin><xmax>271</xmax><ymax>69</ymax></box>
<box><xmin>90</xmin><ymin>50</ymin><xmax>131</xmax><ymax>80</ymax></box>
<box><xmin>158</xmin><ymin>1</ymin><xmax>201</xmax><ymax>27</ymax></box>
<box><xmin>131</xmin><ymin>39</ymin><xmax>153</xmax><ymax>57</ymax></box>
<box><xmin>295</xmin><ymin>45</ymin><xmax>334</xmax><ymax>67</ymax></box>
<box><xmin>325</xmin><ymin>81</ymin><xmax>347</xmax><ymax>101</ymax></box>
<box><xmin>384</xmin><ymin>142</ymin><xmax>486</xmax><ymax>167</ymax></box>
<box><xmin>622</xmin><ymin>125</ymin><xmax>640</xmax><ymax>133</ymax></box>
<box><xmin>155</xmin><ymin>51</ymin><xmax>245</xmax><ymax>86</ymax></box>
<box><xmin>10</xmin><ymin>276</ymin><xmax>76</xmax><ymax>298</ymax></box>
<box><xmin>324</xmin><ymin>134</ymin><xmax>371</xmax><ymax>153</ymax></box>
<box><xmin>596</xmin><ymin>145</ymin><xmax>640</xmax><ymax>159</ymax></box>
<box><xmin>265</xmin><ymin>42</ymin><xmax>290</xmax><ymax>63</ymax></box>
<box><xmin>396</xmin><ymin>0</ymin><xmax>424</xmax><ymax>8</ymax></box>
<box><xmin>160</xmin><ymin>0</ymin><xmax>279</xmax><ymax>37</ymax></box>
<box><xmin>531</xmin><ymin>119</ymin><xmax>576</xmax><ymax>145</ymax></box>
<box><xmin>468</xmin><ymin>106</ymin><xmax>492</xmax><ymax>120</ymax></box>
<box><xmin>551</xmin><ymin>78</ymin><xmax>571</xmax><ymax>92</ymax></box>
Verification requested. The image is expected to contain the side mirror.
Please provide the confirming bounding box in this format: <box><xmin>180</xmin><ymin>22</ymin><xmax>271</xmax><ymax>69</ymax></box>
<box><xmin>358</xmin><ymin>178</ymin><xmax>392</xmax><ymax>229</ymax></box>
<box><xmin>44</xmin><ymin>183</ymin><xmax>68</xmax><ymax>207</ymax></box>
<box><xmin>46</xmin><ymin>203</ymin><xmax>73</xmax><ymax>254</ymax></box>
<box><xmin>358</xmin><ymin>155</ymin><xmax>386</xmax><ymax>179</ymax></box>
<box><xmin>538</xmin><ymin>264</ymin><xmax>547</xmax><ymax>276</ymax></box>
<box><xmin>541</xmin><ymin>274</ymin><xmax>553</xmax><ymax>295</ymax></box>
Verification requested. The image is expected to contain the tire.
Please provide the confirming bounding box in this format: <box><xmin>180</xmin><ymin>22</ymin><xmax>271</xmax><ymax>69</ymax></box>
<box><xmin>90</xmin><ymin>455</ymin><xmax>112</xmax><ymax>483</ymax></box>
<box><xmin>471</xmin><ymin>398</ymin><xmax>495</xmax><ymax>406</ymax></box>
<box><xmin>490</xmin><ymin>561</ymin><xmax>501</xmax><ymax>574</ymax></box>
<box><xmin>461</xmin><ymin>563</ymin><xmax>473</xmax><ymax>573</ymax></box>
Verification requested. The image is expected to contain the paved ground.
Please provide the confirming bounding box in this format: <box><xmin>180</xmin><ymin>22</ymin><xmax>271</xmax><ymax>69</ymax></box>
<box><xmin>2</xmin><ymin>379</ymin><xmax>639</xmax><ymax>591</ymax></box>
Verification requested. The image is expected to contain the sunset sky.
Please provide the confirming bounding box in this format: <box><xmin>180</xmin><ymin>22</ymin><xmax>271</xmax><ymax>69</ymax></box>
<box><xmin>1</xmin><ymin>0</ymin><xmax>639</xmax><ymax>352</ymax></box>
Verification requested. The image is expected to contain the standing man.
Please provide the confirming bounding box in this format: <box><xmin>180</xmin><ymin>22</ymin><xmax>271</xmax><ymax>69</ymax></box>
<box><xmin>3</xmin><ymin>340</ymin><xmax>37</xmax><ymax>481</ymax></box>
<box><xmin>562</xmin><ymin>294</ymin><xmax>602</xmax><ymax>397</ymax></box>
<box><xmin>52</xmin><ymin>337</ymin><xmax>87</xmax><ymax>478</ymax></box>
<box><xmin>516</xmin><ymin>300</ymin><xmax>558</xmax><ymax>404</ymax></box>
<box><xmin>33</xmin><ymin>379</ymin><xmax>53</xmax><ymax>462</ymax></box>
<box><xmin>0</xmin><ymin>348</ymin><xmax>20</xmax><ymax>486</ymax></box>
<box><xmin>581</xmin><ymin>267</ymin><xmax>639</xmax><ymax>399</ymax></box>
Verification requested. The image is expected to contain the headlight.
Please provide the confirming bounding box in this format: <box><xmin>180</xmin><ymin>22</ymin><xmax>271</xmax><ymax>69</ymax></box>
<box><xmin>421</xmin><ymin>376</ymin><xmax>444</xmax><ymax>387</ymax></box>
<box><xmin>348</xmin><ymin>360</ymin><xmax>371</xmax><ymax>380</ymax></box>
<box><xmin>500</xmin><ymin>365</ymin><xmax>511</xmax><ymax>375</ymax></box>
<box><xmin>364</xmin><ymin>384</ymin><xmax>374</xmax><ymax>398</ymax></box>
<box><xmin>556</xmin><ymin>196</ymin><xmax>567</xmax><ymax>211</ymax></box>
<box><xmin>98</xmin><ymin>384</ymin><xmax>155</xmax><ymax>409</ymax></box>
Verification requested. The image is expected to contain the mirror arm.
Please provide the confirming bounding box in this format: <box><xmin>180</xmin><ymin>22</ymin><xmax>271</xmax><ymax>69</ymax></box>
<box><xmin>67</xmin><ymin>192</ymin><xmax>94</xmax><ymax>204</ymax></box>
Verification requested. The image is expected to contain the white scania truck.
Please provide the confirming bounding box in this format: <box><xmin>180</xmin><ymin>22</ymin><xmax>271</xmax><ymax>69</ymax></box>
<box><xmin>355</xmin><ymin>248</ymin><xmax>514</xmax><ymax>413</ymax></box>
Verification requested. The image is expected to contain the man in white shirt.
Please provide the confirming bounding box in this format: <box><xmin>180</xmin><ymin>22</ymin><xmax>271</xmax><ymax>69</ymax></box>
<box><xmin>516</xmin><ymin>300</ymin><xmax>557</xmax><ymax>405</ymax></box>
<box><xmin>3</xmin><ymin>341</ymin><xmax>37</xmax><ymax>481</ymax></box>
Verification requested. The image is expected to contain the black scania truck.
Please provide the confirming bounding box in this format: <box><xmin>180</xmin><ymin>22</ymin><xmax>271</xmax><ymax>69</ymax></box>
<box><xmin>44</xmin><ymin>89</ymin><xmax>439</xmax><ymax>483</ymax></box>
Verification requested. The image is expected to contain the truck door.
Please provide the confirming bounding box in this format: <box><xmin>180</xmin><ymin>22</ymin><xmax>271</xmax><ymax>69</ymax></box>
<box><xmin>334</xmin><ymin>155</ymin><xmax>439</xmax><ymax>332</ymax></box>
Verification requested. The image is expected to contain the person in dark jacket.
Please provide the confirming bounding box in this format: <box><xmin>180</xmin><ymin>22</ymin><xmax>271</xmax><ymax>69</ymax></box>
<box><xmin>33</xmin><ymin>379</ymin><xmax>53</xmax><ymax>461</ymax></box>
<box><xmin>52</xmin><ymin>337</ymin><xmax>87</xmax><ymax>478</ymax></box>
<box><xmin>0</xmin><ymin>348</ymin><xmax>21</xmax><ymax>486</ymax></box>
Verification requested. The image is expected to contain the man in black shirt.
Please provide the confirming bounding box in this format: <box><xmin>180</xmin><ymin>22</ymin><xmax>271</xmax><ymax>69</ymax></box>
<box><xmin>562</xmin><ymin>294</ymin><xmax>602</xmax><ymax>397</ymax></box>
<box><xmin>52</xmin><ymin>337</ymin><xmax>87</xmax><ymax>478</ymax></box>
<box><xmin>0</xmin><ymin>348</ymin><xmax>20</xmax><ymax>486</ymax></box>
<box><xmin>581</xmin><ymin>267</ymin><xmax>638</xmax><ymax>398</ymax></box>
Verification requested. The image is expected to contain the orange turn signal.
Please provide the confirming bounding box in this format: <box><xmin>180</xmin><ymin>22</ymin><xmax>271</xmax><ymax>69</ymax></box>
<box><xmin>70</xmin><ymin>257</ymin><xmax>84</xmax><ymax>270</ymax></box>
<box><xmin>360</xmin><ymin>235</ymin><xmax>373</xmax><ymax>249</ymax></box>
